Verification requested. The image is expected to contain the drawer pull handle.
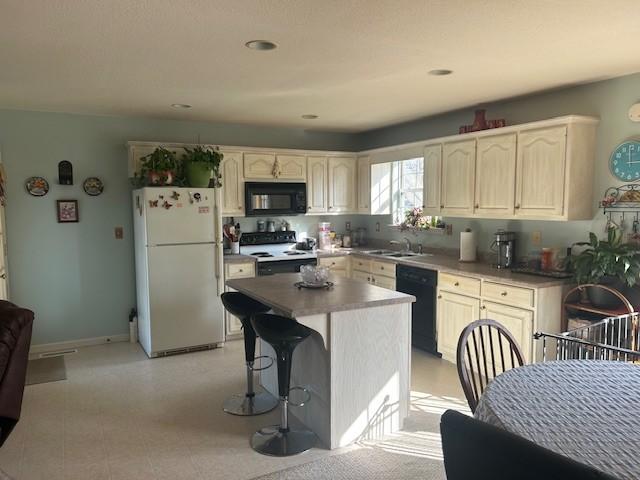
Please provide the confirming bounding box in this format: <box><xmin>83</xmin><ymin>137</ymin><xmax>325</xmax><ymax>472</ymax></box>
<box><xmin>515</xmin><ymin>204</ymin><xmax>520</xmax><ymax>209</ymax></box>
<box><xmin>501</xmin><ymin>291</ymin><xmax>508</xmax><ymax>296</ymax></box>
<box><xmin>481</xmin><ymin>305</ymin><xmax>486</xmax><ymax>310</ymax></box>
<box><xmin>239</xmin><ymin>269</ymin><xmax>243</xmax><ymax>273</ymax></box>
<box><xmin>437</xmin><ymin>295</ymin><xmax>442</xmax><ymax>299</ymax></box>
<box><xmin>475</xmin><ymin>204</ymin><xmax>479</xmax><ymax>208</ymax></box>
<box><xmin>454</xmin><ymin>281</ymin><xmax>460</xmax><ymax>286</ymax></box>
<box><xmin>367</xmin><ymin>277</ymin><xmax>371</xmax><ymax>282</ymax></box>
<box><xmin>381</xmin><ymin>266</ymin><xmax>384</xmax><ymax>270</ymax></box>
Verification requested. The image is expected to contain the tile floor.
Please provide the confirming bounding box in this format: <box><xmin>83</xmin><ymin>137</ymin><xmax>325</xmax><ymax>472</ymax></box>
<box><xmin>0</xmin><ymin>340</ymin><xmax>467</xmax><ymax>479</ymax></box>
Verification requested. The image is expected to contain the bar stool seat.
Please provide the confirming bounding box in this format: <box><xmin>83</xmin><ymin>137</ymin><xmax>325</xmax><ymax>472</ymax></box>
<box><xmin>250</xmin><ymin>313</ymin><xmax>317</xmax><ymax>456</ymax></box>
<box><xmin>221</xmin><ymin>292</ymin><xmax>278</xmax><ymax>416</ymax></box>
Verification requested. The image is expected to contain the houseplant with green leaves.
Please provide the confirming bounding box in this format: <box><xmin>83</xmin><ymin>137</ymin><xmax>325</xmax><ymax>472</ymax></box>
<box><xmin>568</xmin><ymin>228</ymin><xmax>640</xmax><ymax>307</ymax></box>
<box><xmin>132</xmin><ymin>147</ymin><xmax>180</xmax><ymax>187</ymax></box>
<box><xmin>182</xmin><ymin>145</ymin><xmax>223</xmax><ymax>188</ymax></box>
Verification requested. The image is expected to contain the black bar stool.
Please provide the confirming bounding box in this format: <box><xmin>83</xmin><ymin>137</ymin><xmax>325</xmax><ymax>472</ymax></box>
<box><xmin>221</xmin><ymin>292</ymin><xmax>278</xmax><ymax>416</ymax></box>
<box><xmin>249</xmin><ymin>313</ymin><xmax>316</xmax><ymax>456</ymax></box>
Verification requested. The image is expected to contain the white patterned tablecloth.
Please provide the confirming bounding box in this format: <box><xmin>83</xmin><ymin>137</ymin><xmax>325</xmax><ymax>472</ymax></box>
<box><xmin>475</xmin><ymin>360</ymin><xmax>640</xmax><ymax>480</ymax></box>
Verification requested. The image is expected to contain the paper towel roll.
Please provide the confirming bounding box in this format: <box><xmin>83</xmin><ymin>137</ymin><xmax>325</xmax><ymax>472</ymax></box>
<box><xmin>459</xmin><ymin>230</ymin><xmax>477</xmax><ymax>262</ymax></box>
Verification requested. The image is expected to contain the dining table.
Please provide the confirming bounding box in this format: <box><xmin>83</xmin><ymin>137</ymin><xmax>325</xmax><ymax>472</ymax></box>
<box><xmin>475</xmin><ymin>360</ymin><xmax>640</xmax><ymax>480</ymax></box>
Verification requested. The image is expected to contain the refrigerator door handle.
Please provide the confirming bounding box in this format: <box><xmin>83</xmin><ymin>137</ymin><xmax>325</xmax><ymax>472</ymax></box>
<box><xmin>214</xmin><ymin>202</ymin><xmax>224</xmax><ymax>297</ymax></box>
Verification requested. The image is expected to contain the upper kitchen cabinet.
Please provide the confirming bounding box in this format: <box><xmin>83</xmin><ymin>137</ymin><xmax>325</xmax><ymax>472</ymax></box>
<box><xmin>243</xmin><ymin>153</ymin><xmax>306</xmax><ymax>180</ymax></box>
<box><xmin>441</xmin><ymin>139</ymin><xmax>476</xmax><ymax>216</ymax></box>
<box><xmin>370</xmin><ymin>162</ymin><xmax>392</xmax><ymax>215</ymax></box>
<box><xmin>328</xmin><ymin>156</ymin><xmax>357</xmax><ymax>213</ymax></box>
<box><xmin>220</xmin><ymin>151</ymin><xmax>244</xmax><ymax>216</ymax></box>
<box><xmin>474</xmin><ymin>133</ymin><xmax>517</xmax><ymax>217</ymax></box>
<box><xmin>243</xmin><ymin>152</ymin><xmax>276</xmax><ymax>179</ymax></box>
<box><xmin>515</xmin><ymin>126</ymin><xmax>567</xmax><ymax>218</ymax></box>
<box><xmin>307</xmin><ymin>156</ymin><xmax>328</xmax><ymax>213</ymax></box>
<box><xmin>276</xmin><ymin>154</ymin><xmax>306</xmax><ymax>180</ymax></box>
<box><xmin>422</xmin><ymin>144</ymin><xmax>442</xmax><ymax>216</ymax></box>
<box><xmin>357</xmin><ymin>156</ymin><xmax>371</xmax><ymax>213</ymax></box>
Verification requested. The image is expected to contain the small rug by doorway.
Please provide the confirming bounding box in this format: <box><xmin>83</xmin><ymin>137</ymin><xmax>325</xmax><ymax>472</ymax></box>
<box><xmin>25</xmin><ymin>356</ymin><xmax>67</xmax><ymax>385</ymax></box>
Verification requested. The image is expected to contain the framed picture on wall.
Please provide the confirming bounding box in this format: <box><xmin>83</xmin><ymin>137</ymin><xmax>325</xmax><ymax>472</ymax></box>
<box><xmin>57</xmin><ymin>200</ymin><xmax>79</xmax><ymax>223</ymax></box>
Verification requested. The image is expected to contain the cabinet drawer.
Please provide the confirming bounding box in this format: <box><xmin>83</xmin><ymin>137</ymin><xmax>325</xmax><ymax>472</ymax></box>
<box><xmin>352</xmin><ymin>257</ymin><xmax>371</xmax><ymax>271</ymax></box>
<box><xmin>352</xmin><ymin>270</ymin><xmax>371</xmax><ymax>283</ymax></box>
<box><xmin>371</xmin><ymin>260</ymin><xmax>396</xmax><ymax>277</ymax></box>
<box><xmin>482</xmin><ymin>282</ymin><xmax>534</xmax><ymax>308</ymax></box>
<box><xmin>372</xmin><ymin>275</ymin><xmax>395</xmax><ymax>290</ymax></box>
<box><xmin>318</xmin><ymin>256</ymin><xmax>348</xmax><ymax>270</ymax></box>
<box><xmin>225</xmin><ymin>262</ymin><xmax>255</xmax><ymax>279</ymax></box>
<box><xmin>439</xmin><ymin>272</ymin><xmax>480</xmax><ymax>297</ymax></box>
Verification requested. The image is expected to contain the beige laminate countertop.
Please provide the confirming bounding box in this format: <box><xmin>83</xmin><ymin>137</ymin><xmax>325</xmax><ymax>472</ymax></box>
<box><xmin>226</xmin><ymin>273</ymin><xmax>415</xmax><ymax>318</ymax></box>
<box><xmin>317</xmin><ymin>248</ymin><xmax>569</xmax><ymax>288</ymax></box>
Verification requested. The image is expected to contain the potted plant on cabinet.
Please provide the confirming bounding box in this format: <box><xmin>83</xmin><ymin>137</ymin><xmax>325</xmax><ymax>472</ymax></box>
<box><xmin>133</xmin><ymin>147</ymin><xmax>179</xmax><ymax>187</ymax></box>
<box><xmin>568</xmin><ymin>229</ymin><xmax>640</xmax><ymax>308</ymax></box>
<box><xmin>182</xmin><ymin>145</ymin><xmax>223</xmax><ymax>188</ymax></box>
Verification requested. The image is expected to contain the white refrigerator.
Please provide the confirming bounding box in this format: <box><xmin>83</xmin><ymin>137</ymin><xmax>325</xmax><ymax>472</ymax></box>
<box><xmin>132</xmin><ymin>187</ymin><xmax>225</xmax><ymax>357</ymax></box>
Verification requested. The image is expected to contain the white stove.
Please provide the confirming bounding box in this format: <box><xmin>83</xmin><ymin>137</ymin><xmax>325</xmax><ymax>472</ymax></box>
<box><xmin>239</xmin><ymin>231</ymin><xmax>317</xmax><ymax>275</ymax></box>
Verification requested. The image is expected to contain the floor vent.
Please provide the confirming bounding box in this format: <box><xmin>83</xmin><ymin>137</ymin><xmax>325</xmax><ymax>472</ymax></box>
<box><xmin>39</xmin><ymin>349</ymin><xmax>78</xmax><ymax>358</ymax></box>
<box><xmin>158</xmin><ymin>344</ymin><xmax>219</xmax><ymax>357</ymax></box>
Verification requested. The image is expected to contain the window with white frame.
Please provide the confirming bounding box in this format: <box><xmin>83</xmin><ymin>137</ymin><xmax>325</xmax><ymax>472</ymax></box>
<box><xmin>391</xmin><ymin>157</ymin><xmax>424</xmax><ymax>225</ymax></box>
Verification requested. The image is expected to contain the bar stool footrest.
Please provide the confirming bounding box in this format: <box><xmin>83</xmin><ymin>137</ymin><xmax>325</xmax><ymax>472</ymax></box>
<box><xmin>249</xmin><ymin>355</ymin><xmax>274</xmax><ymax>372</ymax></box>
<box><xmin>287</xmin><ymin>386</ymin><xmax>311</xmax><ymax>407</ymax></box>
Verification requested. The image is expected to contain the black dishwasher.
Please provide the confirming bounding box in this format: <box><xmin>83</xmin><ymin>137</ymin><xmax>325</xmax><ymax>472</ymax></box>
<box><xmin>396</xmin><ymin>265</ymin><xmax>439</xmax><ymax>356</ymax></box>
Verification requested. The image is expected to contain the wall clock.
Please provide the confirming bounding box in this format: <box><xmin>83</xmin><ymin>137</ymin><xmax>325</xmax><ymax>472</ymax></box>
<box><xmin>610</xmin><ymin>141</ymin><xmax>640</xmax><ymax>181</ymax></box>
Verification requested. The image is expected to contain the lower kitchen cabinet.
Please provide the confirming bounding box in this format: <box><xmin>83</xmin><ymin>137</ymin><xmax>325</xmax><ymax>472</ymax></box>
<box><xmin>371</xmin><ymin>274</ymin><xmax>395</xmax><ymax>290</ymax></box>
<box><xmin>481</xmin><ymin>301</ymin><xmax>534</xmax><ymax>363</ymax></box>
<box><xmin>352</xmin><ymin>269</ymin><xmax>372</xmax><ymax>283</ymax></box>
<box><xmin>436</xmin><ymin>290</ymin><xmax>481</xmax><ymax>361</ymax></box>
<box><xmin>224</xmin><ymin>261</ymin><xmax>256</xmax><ymax>337</ymax></box>
<box><xmin>318</xmin><ymin>256</ymin><xmax>350</xmax><ymax>278</ymax></box>
<box><xmin>350</xmin><ymin>256</ymin><xmax>396</xmax><ymax>290</ymax></box>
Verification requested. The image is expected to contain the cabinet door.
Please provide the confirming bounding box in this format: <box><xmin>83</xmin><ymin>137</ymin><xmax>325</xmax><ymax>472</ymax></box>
<box><xmin>515</xmin><ymin>126</ymin><xmax>567</xmax><ymax>218</ymax></box>
<box><xmin>423</xmin><ymin>144</ymin><xmax>442</xmax><ymax>216</ymax></box>
<box><xmin>328</xmin><ymin>156</ymin><xmax>356</xmax><ymax>213</ymax></box>
<box><xmin>357</xmin><ymin>156</ymin><xmax>371</xmax><ymax>213</ymax></box>
<box><xmin>370</xmin><ymin>162</ymin><xmax>392</xmax><ymax>215</ymax></box>
<box><xmin>372</xmin><ymin>275</ymin><xmax>395</xmax><ymax>291</ymax></box>
<box><xmin>352</xmin><ymin>270</ymin><xmax>372</xmax><ymax>284</ymax></box>
<box><xmin>441</xmin><ymin>140</ymin><xmax>476</xmax><ymax>216</ymax></box>
<box><xmin>307</xmin><ymin>156</ymin><xmax>328</xmax><ymax>213</ymax></box>
<box><xmin>220</xmin><ymin>151</ymin><xmax>244</xmax><ymax>216</ymax></box>
<box><xmin>436</xmin><ymin>290</ymin><xmax>481</xmax><ymax>362</ymax></box>
<box><xmin>277</xmin><ymin>154</ymin><xmax>306</xmax><ymax>180</ymax></box>
<box><xmin>475</xmin><ymin>134</ymin><xmax>517</xmax><ymax>216</ymax></box>
<box><xmin>224</xmin><ymin>287</ymin><xmax>244</xmax><ymax>336</ymax></box>
<box><xmin>481</xmin><ymin>301</ymin><xmax>533</xmax><ymax>363</ymax></box>
<box><xmin>244</xmin><ymin>152</ymin><xmax>276</xmax><ymax>179</ymax></box>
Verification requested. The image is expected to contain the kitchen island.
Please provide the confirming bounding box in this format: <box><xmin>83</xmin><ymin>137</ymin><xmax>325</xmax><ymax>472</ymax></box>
<box><xmin>226</xmin><ymin>273</ymin><xmax>415</xmax><ymax>449</ymax></box>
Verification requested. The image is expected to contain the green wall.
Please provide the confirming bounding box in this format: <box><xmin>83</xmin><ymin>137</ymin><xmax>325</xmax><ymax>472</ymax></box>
<box><xmin>355</xmin><ymin>73</ymin><xmax>640</xmax><ymax>257</ymax></box>
<box><xmin>2</xmin><ymin>72</ymin><xmax>638</xmax><ymax>345</ymax></box>
<box><xmin>0</xmin><ymin>110</ymin><xmax>357</xmax><ymax>345</ymax></box>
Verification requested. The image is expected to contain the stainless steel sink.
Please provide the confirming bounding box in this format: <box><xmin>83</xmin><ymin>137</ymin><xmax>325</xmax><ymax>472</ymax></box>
<box><xmin>363</xmin><ymin>249</ymin><xmax>394</xmax><ymax>255</ymax></box>
<box><xmin>383</xmin><ymin>252</ymin><xmax>420</xmax><ymax>257</ymax></box>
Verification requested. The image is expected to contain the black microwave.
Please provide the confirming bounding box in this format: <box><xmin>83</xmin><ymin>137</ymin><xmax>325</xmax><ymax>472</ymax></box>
<box><xmin>244</xmin><ymin>182</ymin><xmax>307</xmax><ymax>216</ymax></box>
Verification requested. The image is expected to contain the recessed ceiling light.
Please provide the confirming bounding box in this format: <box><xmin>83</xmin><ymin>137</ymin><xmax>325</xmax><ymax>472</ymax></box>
<box><xmin>301</xmin><ymin>114</ymin><xmax>318</xmax><ymax>120</ymax></box>
<box><xmin>171</xmin><ymin>103</ymin><xmax>192</xmax><ymax>109</ymax></box>
<box><xmin>245</xmin><ymin>40</ymin><xmax>277</xmax><ymax>51</ymax></box>
<box><xmin>428</xmin><ymin>69</ymin><xmax>453</xmax><ymax>76</ymax></box>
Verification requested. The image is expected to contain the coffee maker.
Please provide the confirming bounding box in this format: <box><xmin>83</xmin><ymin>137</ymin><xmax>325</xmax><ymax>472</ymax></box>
<box><xmin>492</xmin><ymin>230</ymin><xmax>516</xmax><ymax>269</ymax></box>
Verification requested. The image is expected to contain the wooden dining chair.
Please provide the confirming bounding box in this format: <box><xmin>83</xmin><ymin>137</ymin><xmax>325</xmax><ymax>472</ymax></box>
<box><xmin>456</xmin><ymin>319</ymin><xmax>525</xmax><ymax>413</ymax></box>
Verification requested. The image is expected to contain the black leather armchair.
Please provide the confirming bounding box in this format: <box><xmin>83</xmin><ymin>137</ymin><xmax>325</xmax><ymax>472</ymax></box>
<box><xmin>0</xmin><ymin>300</ymin><xmax>33</xmax><ymax>447</ymax></box>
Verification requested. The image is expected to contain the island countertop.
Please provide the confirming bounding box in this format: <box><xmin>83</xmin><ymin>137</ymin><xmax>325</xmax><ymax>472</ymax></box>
<box><xmin>226</xmin><ymin>273</ymin><xmax>415</xmax><ymax>318</ymax></box>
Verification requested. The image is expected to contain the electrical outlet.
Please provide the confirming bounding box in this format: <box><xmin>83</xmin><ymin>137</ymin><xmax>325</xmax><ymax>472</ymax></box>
<box><xmin>375</xmin><ymin>222</ymin><xmax>380</xmax><ymax>232</ymax></box>
<box><xmin>345</xmin><ymin>221</ymin><xmax>351</xmax><ymax>231</ymax></box>
<box><xmin>115</xmin><ymin>226</ymin><xmax>124</xmax><ymax>239</ymax></box>
<box><xmin>531</xmin><ymin>231</ymin><xmax>541</xmax><ymax>246</ymax></box>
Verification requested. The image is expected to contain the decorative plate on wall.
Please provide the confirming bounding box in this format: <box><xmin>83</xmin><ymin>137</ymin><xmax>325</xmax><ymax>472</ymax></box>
<box><xmin>83</xmin><ymin>177</ymin><xmax>104</xmax><ymax>196</ymax></box>
<box><xmin>25</xmin><ymin>176</ymin><xmax>50</xmax><ymax>196</ymax></box>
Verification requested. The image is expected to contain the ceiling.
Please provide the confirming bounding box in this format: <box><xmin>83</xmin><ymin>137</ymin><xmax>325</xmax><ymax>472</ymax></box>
<box><xmin>1</xmin><ymin>0</ymin><xmax>639</xmax><ymax>132</ymax></box>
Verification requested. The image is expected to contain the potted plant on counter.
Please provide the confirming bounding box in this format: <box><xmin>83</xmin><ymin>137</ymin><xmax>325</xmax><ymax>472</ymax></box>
<box><xmin>133</xmin><ymin>147</ymin><xmax>179</xmax><ymax>187</ymax></box>
<box><xmin>568</xmin><ymin>229</ymin><xmax>640</xmax><ymax>308</ymax></box>
<box><xmin>182</xmin><ymin>145</ymin><xmax>223</xmax><ymax>188</ymax></box>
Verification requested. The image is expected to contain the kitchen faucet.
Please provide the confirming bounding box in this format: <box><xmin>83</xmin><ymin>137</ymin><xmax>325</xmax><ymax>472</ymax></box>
<box><xmin>390</xmin><ymin>237</ymin><xmax>412</xmax><ymax>252</ymax></box>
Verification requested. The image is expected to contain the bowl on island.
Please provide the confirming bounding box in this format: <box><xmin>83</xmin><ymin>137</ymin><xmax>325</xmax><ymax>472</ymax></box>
<box><xmin>300</xmin><ymin>265</ymin><xmax>330</xmax><ymax>286</ymax></box>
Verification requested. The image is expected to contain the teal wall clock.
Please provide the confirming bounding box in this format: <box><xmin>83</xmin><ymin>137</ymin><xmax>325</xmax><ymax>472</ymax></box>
<box><xmin>610</xmin><ymin>140</ymin><xmax>640</xmax><ymax>181</ymax></box>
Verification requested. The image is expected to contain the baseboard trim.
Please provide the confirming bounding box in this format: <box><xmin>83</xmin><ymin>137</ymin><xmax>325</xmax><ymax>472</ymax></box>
<box><xmin>30</xmin><ymin>334</ymin><xmax>130</xmax><ymax>356</ymax></box>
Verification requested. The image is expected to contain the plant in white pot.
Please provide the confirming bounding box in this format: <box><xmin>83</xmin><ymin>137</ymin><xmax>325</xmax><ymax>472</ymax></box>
<box><xmin>133</xmin><ymin>147</ymin><xmax>179</xmax><ymax>187</ymax></box>
<box><xmin>568</xmin><ymin>229</ymin><xmax>640</xmax><ymax>308</ymax></box>
<box><xmin>182</xmin><ymin>145</ymin><xmax>223</xmax><ymax>188</ymax></box>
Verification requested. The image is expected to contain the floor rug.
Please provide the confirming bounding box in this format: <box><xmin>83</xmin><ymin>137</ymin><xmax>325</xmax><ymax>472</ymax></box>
<box><xmin>25</xmin><ymin>356</ymin><xmax>67</xmax><ymax>385</ymax></box>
